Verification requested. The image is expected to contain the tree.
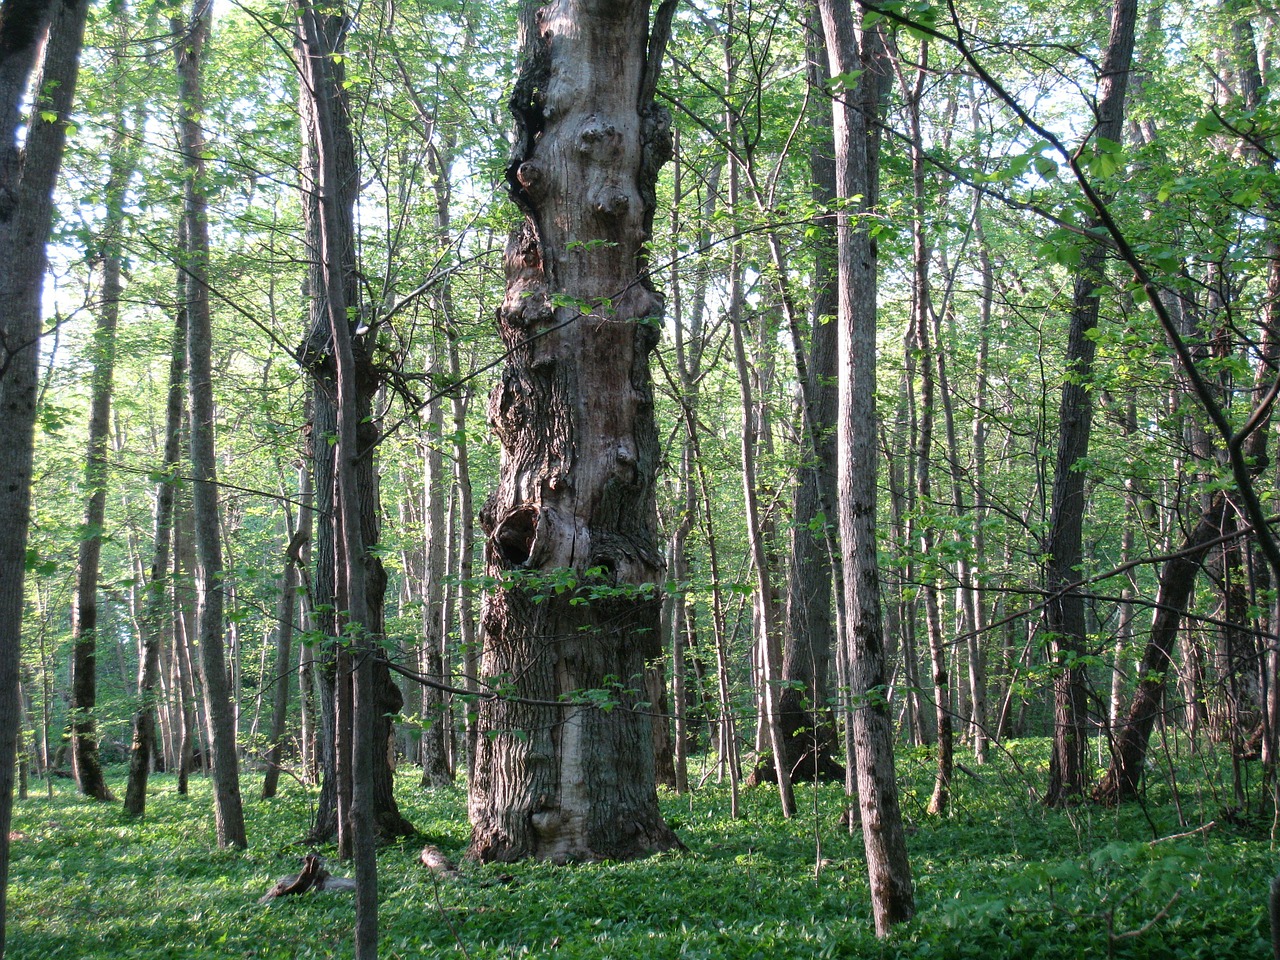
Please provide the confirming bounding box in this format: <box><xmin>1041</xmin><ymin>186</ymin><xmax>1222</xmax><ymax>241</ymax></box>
<box><xmin>1041</xmin><ymin>0</ymin><xmax>1138</xmax><ymax>807</ymax></box>
<box><xmin>817</xmin><ymin>0</ymin><xmax>915</xmax><ymax>934</ymax></box>
<box><xmin>67</xmin><ymin>166</ymin><xmax>123</xmax><ymax>803</ymax></box>
<box><xmin>295</xmin><ymin>0</ymin><xmax>413</xmax><ymax>851</ymax></box>
<box><xmin>175</xmin><ymin>0</ymin><xmax>247</xmax><ymax>849</ymax></box>
<box><xmin>467</xmin><ymin>0</ymin><xmax>683</xmax><ymax>863</ymax></box>
<box><xmin>0</xmin><ymin>0</ymin><xmax>91</xmax><ymax>948</ymax></box>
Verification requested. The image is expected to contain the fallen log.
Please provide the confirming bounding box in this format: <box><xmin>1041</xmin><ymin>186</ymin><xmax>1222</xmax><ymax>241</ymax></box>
<box><xmin>259</xmin><ymin>853</ymin><xmax>355</xmax><ymax>903</ymax></box>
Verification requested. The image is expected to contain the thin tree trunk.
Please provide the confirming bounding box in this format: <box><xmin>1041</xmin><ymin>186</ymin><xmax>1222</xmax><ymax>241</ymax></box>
<box><xmin>769</xmin><ymin>3</ymin><xmax>846</xmax><ymax>786</ymax></box>
<box><xmin>124</xmin><ymin>214</ymin><xmax>187</xmax><ymax>817</ymax></box>
<box><xmin>447</xmin><ymin>330</ymin><xmax>479</xmax><ymax>777</ymax></box>
<box><xmin>69</xmin><ymin>194</ymin><xmax>122</xmax><ymax>803</ymax></box>
<box><xmin>262</xmin><ymin>464</ymin><xmax>311</xmax><ymax>800</ymax></box>
<box><xmin>1042</xmin><ymin>0</ymin><xmax>1137</xmax><ymax>807</ymax></box>
<box><xmin>1094</xmin><ymin>494</ymin><xmax>1227</xmax><ymax>803</ymax></box>
<box><xmin>177</xmin><ymin>0</ymin><xmax>247</xmax><ymax>848</ymax></box>
<box><xmin>299</xmin><ymin>2</ymin><xmax>413</xmax><ymax>848</ymax></box>
<box><xmin>732</xmin><ymin>304</ymin><xmax>795</xmax><ymax>817</ymax></box>
<box><xmin>297</xmin><ymin>2</ymin><xmax>380</xmax><ymax>950</ymax></box>
<box><xmin>420</xmin><ymin>368</ymin><xmax>452</xmax><ymax>787</ymax></box>
<box><xmin>818</xmin><ymin>0</ymin><xmax>915</xmax><ymax>934</ymax></box>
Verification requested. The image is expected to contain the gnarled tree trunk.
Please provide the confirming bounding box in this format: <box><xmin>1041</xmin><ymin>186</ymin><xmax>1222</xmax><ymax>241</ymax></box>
<box><xmin>467</xmin><ymin>0</ymin><xmax>682</xmax><ymax>864</ymax></box>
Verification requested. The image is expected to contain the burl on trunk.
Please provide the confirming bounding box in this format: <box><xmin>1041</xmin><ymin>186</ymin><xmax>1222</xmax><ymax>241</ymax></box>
<box><xmin>467</xmin><ymin>0</ymin><xmax>682</xmax><ymax>863</ymax></box>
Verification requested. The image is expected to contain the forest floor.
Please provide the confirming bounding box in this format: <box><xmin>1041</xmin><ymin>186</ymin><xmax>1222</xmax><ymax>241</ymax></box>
<box><xmin>7</xmin><ymin>738</ymin><xmax>1275</xmax><ymax>959</ymax></box>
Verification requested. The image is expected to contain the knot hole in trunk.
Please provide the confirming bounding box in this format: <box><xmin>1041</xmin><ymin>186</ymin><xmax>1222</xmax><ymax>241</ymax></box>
<box><xmin>493</xmin><ymin>504</ymin><xmax>539</xmax><ymax>567</ymax></box>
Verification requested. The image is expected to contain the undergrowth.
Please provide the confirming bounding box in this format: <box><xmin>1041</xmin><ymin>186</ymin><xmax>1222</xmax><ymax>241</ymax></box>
<box><xmin>7</xmin><ymin>740</ymin><xmax>1275</xmax><ymax>958</ymax></box>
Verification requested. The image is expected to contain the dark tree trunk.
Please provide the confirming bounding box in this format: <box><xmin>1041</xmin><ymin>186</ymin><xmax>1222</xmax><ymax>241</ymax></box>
<box><xmin>69</xmin><ymin>209</ymin><xmax>121</xmax><ymax>804</ymax></box>
<box><xmin>297</xmin><ymin>1</ymin><xmax>413</xmax><ymax>849</ymax></box>
<box><xmin>296</xmin><ymin>2</ymin><xmax>387</xmax><ymax>951</ymax></box>
<box><xmin>124</xmin><ymin>217</ymin><xmax>188</xmax><ymax>817</ymax></box>
<box><xmin>1094</xmin><ymin>495</ymin><xmax>1227</xmax><ymax>803</ymax></box>
<box><xmin>749</xmin><ymin>4</ymin><xmax>845</xmax><ymax>790</ymax></box>
<box><xmin>176</xmin><ymin>0</ymin><xmax>247</xmax><ymax>848</ymax></box>
<box><xmin>467</xmin><ymin>0</ymin><xmax>683</xmax><ymax>864</ymax></box>
<box><xmin>0</xmin><ymin>0</ymin><xmax>89</xmax><ymax>949</ymax></box>
<box><xmin>1042</xmin><ymin>0</ymin><xmax>1137</xmax><ymax>807</ymax></box>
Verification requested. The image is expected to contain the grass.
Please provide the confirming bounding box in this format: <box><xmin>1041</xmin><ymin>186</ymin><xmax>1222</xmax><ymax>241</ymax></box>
<box><xmin>7</xmin><ymin>740</ymin><xmax>1276</xmax><ymax>959</ymax></box>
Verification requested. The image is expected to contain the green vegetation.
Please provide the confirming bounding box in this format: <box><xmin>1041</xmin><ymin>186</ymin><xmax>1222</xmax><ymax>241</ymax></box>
<box><xmin>9</xmin><ymin>744</ymin><xmax>1271</xmax><ymax>959</ymax></box>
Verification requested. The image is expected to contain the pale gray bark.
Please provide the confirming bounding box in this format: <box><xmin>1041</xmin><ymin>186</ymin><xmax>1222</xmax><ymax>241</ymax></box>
<box><xmin>817</xmin><ymin>0</ymin><xmax>915</xmax><ymax>934</ymax></box>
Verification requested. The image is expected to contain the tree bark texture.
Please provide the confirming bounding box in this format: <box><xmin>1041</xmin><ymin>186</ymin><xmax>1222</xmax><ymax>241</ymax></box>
<box><xmin>817</xmin><ymin>0</ymin><xmax>915</xmax><ymax>934</ymax></box>
<box><xmin>0</xmin><ymin>0</ymin><xmax>89</xmax><ymax>948</ymax></box>
<box><xmin>467</xmin><ymin>0</ymin><xmax>683</xmax><ymax>864</ymax></box>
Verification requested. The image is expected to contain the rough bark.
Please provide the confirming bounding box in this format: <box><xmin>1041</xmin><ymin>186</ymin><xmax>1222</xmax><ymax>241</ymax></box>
<box><xmin>467</xmin><ymin>0</ymin><xmax>682</xmax><ymax>864</ymax></box>
<box><xmin>0</xmin><ymin>0</ymin><xmax>89</xmax><ymax>948</ymax></box>
<box><xmin>817</xmin><ymin>0</ymin><xmax>915</xmax><ymax>934</ymax></box>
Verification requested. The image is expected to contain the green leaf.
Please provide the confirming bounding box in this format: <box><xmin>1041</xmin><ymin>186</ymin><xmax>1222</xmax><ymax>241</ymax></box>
<box><xmin>827</xmin><ymin>70</ymin><xmax>863</xmax><ymax>92</ymax></box>
<box><xmin>1032</xmin><ymin>155</ymin><xmax>1058</xmax><ymax>179</ymax></box>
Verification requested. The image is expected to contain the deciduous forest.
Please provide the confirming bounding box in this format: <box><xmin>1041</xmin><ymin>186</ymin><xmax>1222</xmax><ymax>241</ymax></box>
<box><xmin>1</xmin><ymin>0</ymin><xmax>1278</xmax><ymax>956</ymax></box>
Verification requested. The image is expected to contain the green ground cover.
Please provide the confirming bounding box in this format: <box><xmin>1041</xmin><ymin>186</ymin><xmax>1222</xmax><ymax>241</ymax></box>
<box><xmin>7</xmin><ymin>742</ymin><xmax>1274</xmax><ymax>958</ymax></box>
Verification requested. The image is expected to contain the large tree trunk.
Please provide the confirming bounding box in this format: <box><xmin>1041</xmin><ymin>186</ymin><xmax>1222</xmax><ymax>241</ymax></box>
<box><xmin>177</xmin><ymin>0</ymin><xmax>247</xmax><ymax>849</ymax></box>
<box><xmin>817</xmin><ymin>0</ymin><xmax>915</xmax><ymax>935</ymax></box>
<box><xmin>1042</xmin><ymin>0</ymin><xmax>1137</xmax><ymax>807</ymax></box>
<box><xmin>0</xmin><ymin>0</ymin><xmax>90</xmax><ymax>948</ymax></box>
<box><xmin>467</xmin><ymin>0</ymin><xmax>682</xmax><ymax>864</ymax></box>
